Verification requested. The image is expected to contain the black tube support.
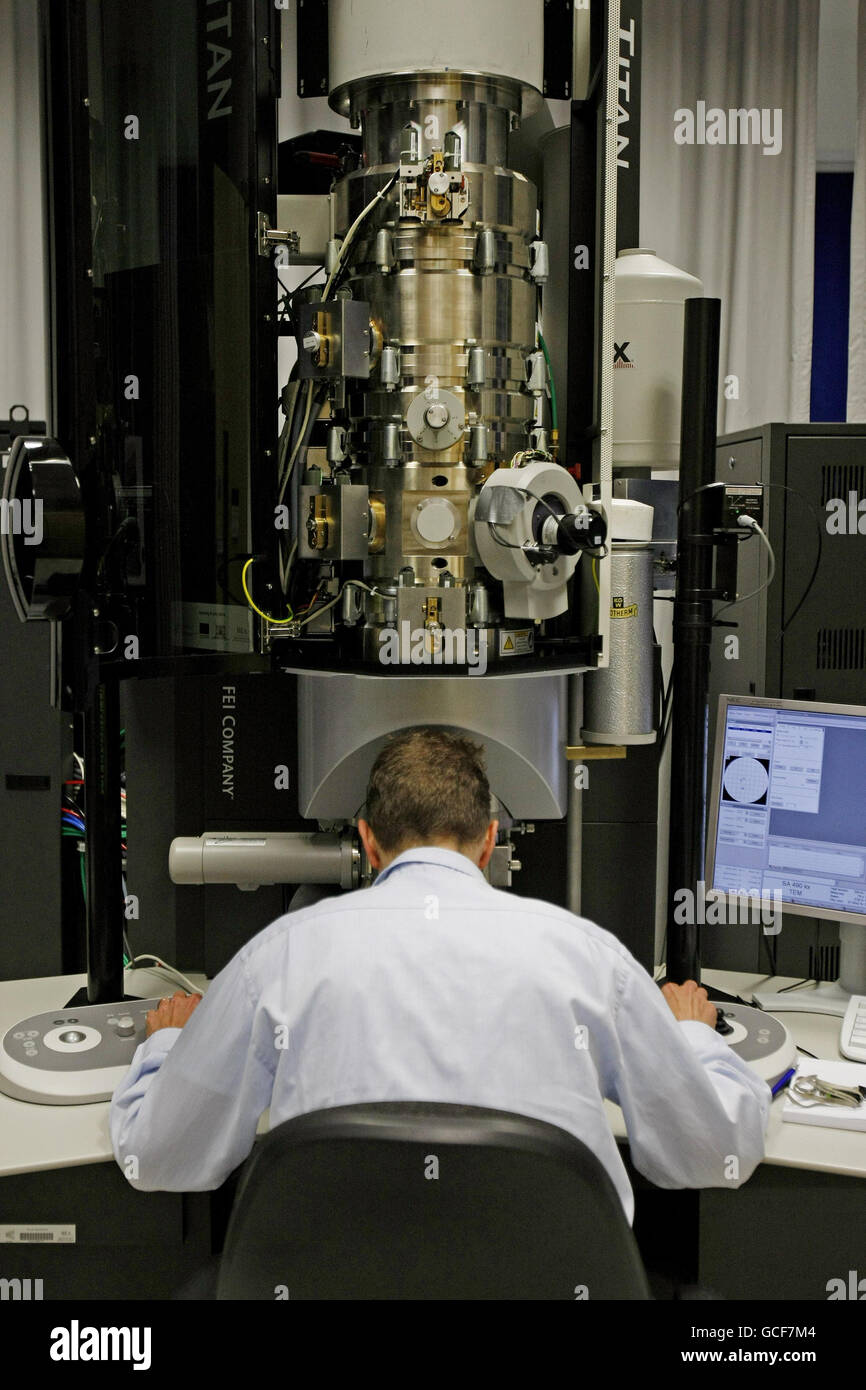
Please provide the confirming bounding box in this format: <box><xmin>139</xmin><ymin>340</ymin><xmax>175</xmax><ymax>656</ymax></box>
<box><xmin>666</xmin><ymin>298</ymin><xmax>721</xmax><ymax>984</ymax></box>
<box><xmin>82</xmin><ymin>677</ymin><xmax>125</xmax><ymax>1003</ymax></box>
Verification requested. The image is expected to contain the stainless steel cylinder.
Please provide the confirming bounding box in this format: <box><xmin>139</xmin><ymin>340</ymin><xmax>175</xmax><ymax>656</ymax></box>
<box><xmin>319</xmin><ymin>69</ymin><xmax>542</xmax><ymax>656</ymax></box>
<box><xmin>582</xmin><ymin>545</ymin><xmax>657</xmax><ymax>745</ymax></box>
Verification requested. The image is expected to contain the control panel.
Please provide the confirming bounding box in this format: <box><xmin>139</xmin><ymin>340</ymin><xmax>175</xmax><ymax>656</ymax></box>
<box><xmin>0</xmin><ymin>998</ymin><xmax>165</xmax><ymax>1104</ymax></box>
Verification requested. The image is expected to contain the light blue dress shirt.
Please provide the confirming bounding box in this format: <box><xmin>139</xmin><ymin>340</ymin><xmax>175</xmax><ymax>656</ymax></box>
<box><xmin>110</xmin><ymin>846</ymin><xmax>771</xmax><ymax>1220</ymax></box>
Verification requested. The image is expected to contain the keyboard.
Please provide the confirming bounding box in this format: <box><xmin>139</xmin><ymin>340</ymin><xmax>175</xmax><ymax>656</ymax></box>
<box><xmin>840</xmin><ymin>994</ymin><xmax>866</xmax><ymax>1063</ymax></box>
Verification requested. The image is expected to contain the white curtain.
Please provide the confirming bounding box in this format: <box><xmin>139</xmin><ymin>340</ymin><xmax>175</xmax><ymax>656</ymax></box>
<box><xmin>848</xmin><ymin>0</ymin><xmax>866</xmax><ymax>419</ymax></box>
<box><xmin>640</xmin><ymin>0</ymin><xmax>819</xmax><ymax>434</ymax></box>
<box><xmin>0</xmin><ymin>0</ymin><xmax>47</xmax><ymax>424</ymax></box>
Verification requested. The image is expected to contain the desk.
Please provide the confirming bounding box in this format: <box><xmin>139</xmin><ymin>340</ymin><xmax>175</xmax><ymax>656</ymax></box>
<box><xmin>606</xmin><ymin>970</ymin><xmax>866</xmax><ymax>1299</ymax></box>
<box><xmin>0</xmin><ymin>967</ymin><xmax>863</xmax><ymax>1299</ymax></box>
<box><xmin>0</xmin><ymin>969</ymin><xmax>215</xmax><ymax>1300</ymax></box>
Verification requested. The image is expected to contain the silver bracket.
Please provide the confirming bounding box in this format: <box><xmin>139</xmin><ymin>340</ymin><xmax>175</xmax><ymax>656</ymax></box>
<box><xmin>258</xmin><ymin>211</ymin><xmax>300</xmax><ymax>259</ymax></box>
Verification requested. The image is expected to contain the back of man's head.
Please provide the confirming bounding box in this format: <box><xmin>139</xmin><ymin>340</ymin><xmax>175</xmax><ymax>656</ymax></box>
<box><xmin>365</xmin><ymin>727</ymin><xmax>492</xmax><ymax>856</ymax></box>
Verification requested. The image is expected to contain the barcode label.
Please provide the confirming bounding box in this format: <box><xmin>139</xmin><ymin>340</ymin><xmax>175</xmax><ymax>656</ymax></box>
<box><xmin>0</xmin><ymin>1225</ymin><xmax>75</xmax><ymax>1244</ymax></box>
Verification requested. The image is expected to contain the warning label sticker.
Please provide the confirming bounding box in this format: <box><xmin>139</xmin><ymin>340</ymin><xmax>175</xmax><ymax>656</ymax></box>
<box><xmin>499</xmin><ymin>628</ymin><xmax>534</xmax><ymax>656</ymax></box>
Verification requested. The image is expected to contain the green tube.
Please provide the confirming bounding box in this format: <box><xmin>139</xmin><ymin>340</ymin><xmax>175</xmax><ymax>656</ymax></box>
<box><xmin>537</xmin><ymin>330</ymin><xmax>558</xmax><ymax>433</ymax></box>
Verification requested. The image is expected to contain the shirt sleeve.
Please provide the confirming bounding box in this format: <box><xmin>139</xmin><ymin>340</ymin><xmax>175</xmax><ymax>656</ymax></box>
<box><xmin>109</xmin><ymin>949</ymin><xmax>276</xmax><ymax>1192</ymax></box>
<box><xmin>601</xmin><ymin>957</ymin><xmax>772</xmax><ymax>1190</ymax></box>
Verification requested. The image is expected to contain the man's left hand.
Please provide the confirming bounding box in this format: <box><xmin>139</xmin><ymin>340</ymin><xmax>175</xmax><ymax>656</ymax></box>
<box><xmin>146</xmin><ymin>990</ymin><xmax>203</xmax><ymax>1037</ymax></box>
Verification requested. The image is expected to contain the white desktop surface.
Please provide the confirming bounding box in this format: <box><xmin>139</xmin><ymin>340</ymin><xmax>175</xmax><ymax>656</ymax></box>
<box><xmin>0</xmin><ymin>969</ymin><xmax>210</xmax><ymax>1180</ymax></box>
<box><xmin>0</xmin><ymin>967</ymin><xmax>863</xmax><ymax>1183</ymax></box>
<box><xmin>603</xmin><ymin>970</ymin><xmax>866</xmax><ymax>1180</ymax></box>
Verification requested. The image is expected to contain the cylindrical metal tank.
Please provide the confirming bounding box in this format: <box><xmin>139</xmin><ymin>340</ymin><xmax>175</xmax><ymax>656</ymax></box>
<box><xmin>329</xmin><ymin>0</ymin><xmax>544</xmax><ymax>97</ymax></box>
<box><xmin>582</xmin><ymin>498</ymin><xmax>656</xmax><ymax>745</ymax></box>
<box><xmin>319</xmin><ymin>8</ymin><xmax>546</xmax><ymax>651</ymax></box>
<box><xmin>612</xmin><ymin>249</ymin><xmax>703</xmax><ymax>469</ymax></box>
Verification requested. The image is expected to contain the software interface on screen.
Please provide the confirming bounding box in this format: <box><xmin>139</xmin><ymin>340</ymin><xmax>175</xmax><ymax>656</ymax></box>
<box><xmin>710</xmin><ymin>703</ymin><xmax>866</xmax><ymax>918</ymax></box>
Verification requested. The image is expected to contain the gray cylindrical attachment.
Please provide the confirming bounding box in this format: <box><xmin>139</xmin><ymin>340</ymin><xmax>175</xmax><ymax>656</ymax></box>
<box><xmin>524</xmin><ymin>350</ymin><xmax>546</xmax><ymax>393</ymax></box>
<box><xmin>582</xmin><ymin>501</ymin><xmax>656</xmax><ymax>745</ymax></box>
<box><xmin>401</xmin><ymin>121</ymin><xmax>420</xmax><ymax>162</ymax></box>
<box><xmin>444</xmin><ymin>130</ymin><xmax>462</xmax><ymax>170</ymax></box>
<box><xmin>326</xmin><ymin>238</ymin><xmax>343</xmax><ymax>276</ymax></box>
<box><xmin>467</xmin><ymin>345</ymin><xmax>486</xmax><ymax>389</ymax></box>
<box><xmin>469</xmin><ymin>583</ymin><xmax>490</xmax><ymax>624</ymax></box>
<box><xmin>529</xmin><ymin>238</ymin><xmax>549</xmax><ymax>284</ymax></box>
<box><xmin>342</xmin><ymin>583</ymin><xmax>364</xmax><ymax>625</ymax></box>
<box><xmin>840</xmin><ymin>923</ymin><xmax>866</xmax><ymax>995</ymax></box>
<box><xmin>380</xmin><ymin>345</ymin><xmax>400</xmax><ymax>389</ymax></box>
<box><xmin>381</xmin><ymin>421</ymin><xmax>402</xmax><ymax>463</ymax></box>
<box><xmin>327</xmin><ymin>425</ymin><xmax>348</xmax><ymax>465</ymax></box>
<box><xmin>375</xmin><ymin>227</ymin><xmax>394</xmax><ymax>273</ymax></box>
<box><xmin>473</xmin><ymin>227</ymin><xmax>496</xmax><ymax>275</ymax></box>
<box><xmin>168</xmin><ymin>833</ymin><xmax>357</xmax><ymax>890</ymax></box>
<box><xmin>469</xmin><ymin>423</ymin><xmax>488</xmax><ymax>461</ymax></box>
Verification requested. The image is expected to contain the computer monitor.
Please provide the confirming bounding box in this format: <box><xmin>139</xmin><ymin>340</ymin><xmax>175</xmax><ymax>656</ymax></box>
<box><xmin>706</xmin><ymin>694</ymin><xmax>866</xmax><ymax>1016</ymax></box>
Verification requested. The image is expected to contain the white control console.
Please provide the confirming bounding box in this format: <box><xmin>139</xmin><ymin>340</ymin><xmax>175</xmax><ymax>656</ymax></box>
<box><xmin>714</xmin><ymin>1003</ymin><xmax>797</xmax><ymax>1084</ymax></box>
<box><xmin>0</xmin><ymin>998</ymin><xmax>164</xmax><ymax>1104</ymax></box>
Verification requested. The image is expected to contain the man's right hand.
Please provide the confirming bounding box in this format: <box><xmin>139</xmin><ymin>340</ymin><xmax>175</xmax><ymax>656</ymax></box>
<box><xmin>661</xmin><ymin>978</ymin><xmax>717</xmax><ymax>1028</ymax></box>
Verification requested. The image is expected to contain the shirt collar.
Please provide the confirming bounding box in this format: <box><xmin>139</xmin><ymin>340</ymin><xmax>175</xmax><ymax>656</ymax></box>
<box><xmin>373</xmin><ymin>845</ymin><xmax>486</xmax><ymax>886</ymax></box>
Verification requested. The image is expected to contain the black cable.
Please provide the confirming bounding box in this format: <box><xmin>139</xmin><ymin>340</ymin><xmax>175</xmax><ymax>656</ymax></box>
<box><xmin>762</xmin><ymin>925</ymin><xmax>778</xmax><ymax>977</ymax></box>
<box><xmin>288</xmin><ymin>263</ymin><xmax>326</xmax><ymax>298</ymax></box>
<box><xmin>678</xmin><ymin>478</ymin><xmax>822</xmax><ymax>633</ymax></box>
<box><xmin>489</xmin><ymin>522</ymin><xmax>525</xmax><ymax>551</ymax></box>
<box><xmin>676</xmin><ymin>479</ymin><xmax>727</xmax><ymax>514</ymax></box>
<box><xmin>763</xmin><ymin>482</ymin><xmax>822</xmax><ymax>635</ymax></box>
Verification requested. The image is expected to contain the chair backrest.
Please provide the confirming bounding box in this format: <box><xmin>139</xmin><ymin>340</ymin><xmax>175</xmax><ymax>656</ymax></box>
<box><xmin>217</xmin><ymin>1101</ymin><xmax>651</xmax><ymax>1300</ymax></box>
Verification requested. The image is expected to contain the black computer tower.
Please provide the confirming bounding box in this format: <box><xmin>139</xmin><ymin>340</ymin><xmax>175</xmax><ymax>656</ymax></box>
<box><xmin>705</xmin><ymin>422</ymin><xmax>866</xmax><ymax>977</ymax></box>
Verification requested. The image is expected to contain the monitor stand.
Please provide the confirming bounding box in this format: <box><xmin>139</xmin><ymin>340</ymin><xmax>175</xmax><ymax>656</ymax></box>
<box><xmin>752</xmin><ymin>923</ymin><xmax>866</xmax><ymax>1018</ymax></box>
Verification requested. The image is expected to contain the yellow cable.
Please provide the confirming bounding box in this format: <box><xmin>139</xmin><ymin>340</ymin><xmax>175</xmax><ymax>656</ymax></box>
<box><xmin>241</xmin><ymin>558</ymin><xmax>295</xmax><ymax>625</ymax></box>
<box><xmin>591</xmin><ymin>559</ymin><xmax>600</xmax><ymax>593</ymax></box>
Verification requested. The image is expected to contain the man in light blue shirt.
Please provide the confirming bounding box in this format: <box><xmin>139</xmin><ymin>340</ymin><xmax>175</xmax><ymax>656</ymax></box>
<box><xmin>110</xmin><ymin>727</ymin><xmax>771</xmax><ymax>1222</ymax></box>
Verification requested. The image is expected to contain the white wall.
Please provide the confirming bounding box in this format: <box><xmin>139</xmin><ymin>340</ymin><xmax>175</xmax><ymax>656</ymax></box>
<box><xmin>818</xmin><ymin>0</ymin><xmax>859</xmax><ymax>168</ymax></box>
<box><xmin>0</xmin><ymin>0</ymin><xmax>48</xmax><ymax>424</ymax></box>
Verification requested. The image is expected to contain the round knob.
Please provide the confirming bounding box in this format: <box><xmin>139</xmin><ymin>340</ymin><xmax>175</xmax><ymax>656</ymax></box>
<box><xmin>303</xmin><ymin>331</ymin><xmax>322</xmax><ymax>355</ymax></box>
<box><xmin>115</xmin><ymin>1016</ymin><xmax>136</xmax><ymax>1037</ymax></box>
<box><xmin>424</xmin><ymin>402</ymin><xmax>450</xmax><ymax>431</ymax></box>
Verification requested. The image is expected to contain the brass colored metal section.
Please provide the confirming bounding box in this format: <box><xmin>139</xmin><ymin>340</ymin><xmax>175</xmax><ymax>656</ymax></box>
<box><xmin>368</xmin><ymin>494</ymin><xmax>386</xmax><ymax>554</ymax></box>
<box><xmin>565</xmin><ymin>746</ymin><xmax>629</xmax><ymax>761</ymax></box>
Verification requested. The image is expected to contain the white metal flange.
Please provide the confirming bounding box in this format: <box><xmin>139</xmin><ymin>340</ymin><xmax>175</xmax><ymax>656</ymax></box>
<box><xmin>473</xmin><ymin>459</ymin><xmax>582</xmax><ymax>620</ymax></box>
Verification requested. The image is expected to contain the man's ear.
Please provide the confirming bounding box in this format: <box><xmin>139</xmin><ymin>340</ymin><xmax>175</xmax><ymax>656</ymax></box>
<box><xmin>477</xmin><ymin>819</ymin><xmax>499</xmax><ymax>870</ymax></box>
<box><xmin>358</xmin><ymin>818</ymin><xmax>384</xmax><ymax>872</ymax></box>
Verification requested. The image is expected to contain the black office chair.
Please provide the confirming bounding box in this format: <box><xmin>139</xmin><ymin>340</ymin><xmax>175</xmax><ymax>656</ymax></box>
<box><xmin>214</xmin><ymin>1101</ymin><xmax>652</xmax><ymax>1300</ymax></box>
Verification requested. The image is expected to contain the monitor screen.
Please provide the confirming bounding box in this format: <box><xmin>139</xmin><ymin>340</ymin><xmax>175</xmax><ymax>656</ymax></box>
<box><xmin>706</xmin><ymin>696</ymin><xmax>866</xmax><ymax>925</ymax></box>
